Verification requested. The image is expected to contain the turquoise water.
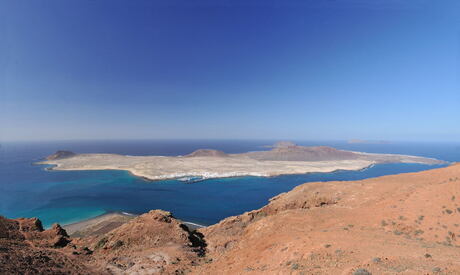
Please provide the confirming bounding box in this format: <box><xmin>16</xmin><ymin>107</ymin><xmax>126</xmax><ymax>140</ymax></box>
<box><xmin>0</xmin><ymin>140</ymin><xmax>458</xmax><ymax>228</ymax></box>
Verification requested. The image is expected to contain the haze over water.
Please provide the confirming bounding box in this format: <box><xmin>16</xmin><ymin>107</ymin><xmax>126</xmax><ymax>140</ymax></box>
<box><xmin>1</xmin><ymin>140</ymin><xmax>458</xmax><ymax>228</ymax></box>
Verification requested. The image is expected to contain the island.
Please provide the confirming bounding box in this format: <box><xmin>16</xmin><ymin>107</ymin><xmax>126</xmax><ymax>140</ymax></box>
<box><xmin>39</xmin><ymin>142</ymin><xmax>446</xmax><ymax>181</ymax></box>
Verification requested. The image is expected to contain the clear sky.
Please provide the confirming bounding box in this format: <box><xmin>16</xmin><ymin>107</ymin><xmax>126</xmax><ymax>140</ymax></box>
<box><xmin>1</xmin><ymin>0</ymin><xmax>459</xmax><ymax>142</ymax></box>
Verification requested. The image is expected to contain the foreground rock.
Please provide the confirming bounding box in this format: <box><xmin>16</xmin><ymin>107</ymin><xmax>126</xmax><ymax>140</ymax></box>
<box><xmin>77</xmin><ymin>210</ymin><xmax>206</xmax><ymax>274</ymax></box>
<box><xmin>40</xmin><ymin>142</ymin><xmax>445</xmax><ymax>181</ymax></box>
<box><xmin>1</xmin><ymin>211</ymin><xmax>206</xmax><ymax>274</ymax></box>
<box><xmin>0</xmin><ymin>216</ymin><xmax>94</xmax><ymax>274</ymax></box>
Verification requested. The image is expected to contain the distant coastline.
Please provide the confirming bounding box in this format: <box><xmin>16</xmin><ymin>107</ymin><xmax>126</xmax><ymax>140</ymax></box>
<box><xmin>39</xmin><ymin>142</ymin><xmax>446</xmax><ymax>182</ymax></box>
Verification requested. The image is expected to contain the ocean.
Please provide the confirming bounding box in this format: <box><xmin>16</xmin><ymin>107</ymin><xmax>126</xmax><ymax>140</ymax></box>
<box><xmin>0</xmin><ymin>140</ymin><xmax>459</xmax><ymax>228</ymax></box>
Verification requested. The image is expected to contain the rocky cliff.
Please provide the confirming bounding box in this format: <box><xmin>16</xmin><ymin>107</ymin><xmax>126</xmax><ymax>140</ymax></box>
<box><xmin>0</xmin><ymin>216</ymin><xmax>94</xmax><ymax>274</ymax></box>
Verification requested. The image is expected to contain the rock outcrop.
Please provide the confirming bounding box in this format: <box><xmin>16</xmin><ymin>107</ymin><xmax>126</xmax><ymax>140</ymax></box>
<box><xmin>77</xmin><ymin>210</ymin><xmax>207</xmax><ymax>274</ymax></box>
<box><xmin>0</xmin><ymin>216</ymin><xmax>93</xmax><ymax>274</ymax></box>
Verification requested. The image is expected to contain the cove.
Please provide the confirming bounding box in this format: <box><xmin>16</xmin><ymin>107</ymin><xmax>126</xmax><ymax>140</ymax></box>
<box><xmin>6</xmin><ymin>162</ymin><xmax>446</xmax><ymax>228</ymax></box>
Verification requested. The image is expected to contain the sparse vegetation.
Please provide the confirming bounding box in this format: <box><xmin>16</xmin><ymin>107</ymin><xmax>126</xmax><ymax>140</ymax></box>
<box><xmin>95</xmin><ymin>237</ymin><xmax>108</xmax><ymax>249</ymax></box>
<box><xmin>113</xmin><ymin>240</ymin><xmax>124</xmax><ymax>249</ymax></box>
<box><xmin>204</xmin><ymin>258</ymin><xmax>212</xmax><ymax>264</ymax></box>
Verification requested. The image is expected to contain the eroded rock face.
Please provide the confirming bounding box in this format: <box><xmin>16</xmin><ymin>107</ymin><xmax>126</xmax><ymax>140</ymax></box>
<box><xmin>0</xmin><ymin>211</ymin><xmax>207</xmax><ymax>274</ymax></box>
<box><xmin>81</xmin><ymin>210</ymin><xmax>207</xmax><ymax>274</ymax></box>
<box><xmin>18</xmin><ymin>219</ymin><xmax>71</xmax><ymax>249</ymax></box>
<box><xmin>0</xmin><ymin>216</ymin><xmax>93</xmax><ymax>274</ymax></box>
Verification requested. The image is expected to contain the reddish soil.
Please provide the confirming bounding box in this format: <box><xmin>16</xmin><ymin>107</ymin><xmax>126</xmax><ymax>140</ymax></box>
<box><xmin>198</xmin><ymin>163</ymin><xmax>460</xmax><ymax>274</ymax></box>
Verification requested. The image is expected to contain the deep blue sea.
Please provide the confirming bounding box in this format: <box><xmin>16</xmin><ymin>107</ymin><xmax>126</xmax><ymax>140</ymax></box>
<box><xmin>1</xmin><ymin>140</ymin><xmax>459</xmax><ymax>228</ymax></box>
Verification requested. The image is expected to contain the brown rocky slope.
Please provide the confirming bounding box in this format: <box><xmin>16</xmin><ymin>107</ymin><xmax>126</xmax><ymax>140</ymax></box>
<box><xmin>2</xmin><ymin>164</ymin><xmax>460</xmax><ymax>274</ymax></box>
<box><xmin>1</xmin><ymin>210</ymin><xmax>206</xmax><ymax>274</ymax></box>
<box><xmin>77</xmin><ymin>210</ymin><xmax>207</xmax><ymax>274</ymax></box>
<box><xmin>198</xmin><ymin>163</ymin><xmax>460</xmax><ymax>274</ymax></box>
<box><xmin>0</xmin><ymin>216</ymin><xmax>95</xmax><ymax>274</ymax></box>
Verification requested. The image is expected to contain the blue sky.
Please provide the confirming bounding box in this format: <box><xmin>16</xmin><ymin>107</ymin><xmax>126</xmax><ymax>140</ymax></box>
<box><xmin>1</xmin><ymin>0</ymin><xmax>459</xmax><ymax>141</ymax></box>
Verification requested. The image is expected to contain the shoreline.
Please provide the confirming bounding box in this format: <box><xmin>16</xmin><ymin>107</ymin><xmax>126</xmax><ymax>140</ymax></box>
<box><xmin>39</xmin><ymin>160</ymin><xmax>378</xmax><ymax>182</ymax></box>
<box><xmin>57</xmin><ymin>163</ymin><xmax>448</xmax><ymax>237</ymax></box>
<box><xmin>62</xmin><ymin>211</ymin><xmax>206</xmax><ymax>237</ymax></box>
<box><xmin>62</xmin><ymin>211</ymin><xmax>136</xmax><ymax>237</ymax></box>
<box><xmin>40</xmin><ymin>161</ymin><xmax>447</xmax><ymax>183</ymax></box>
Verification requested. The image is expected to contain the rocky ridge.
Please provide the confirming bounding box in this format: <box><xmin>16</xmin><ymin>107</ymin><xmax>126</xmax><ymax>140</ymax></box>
<box><xmin>0</xmin><ymin>216</ymin><xmax>93</xmax><ymax>274</ymax></box>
